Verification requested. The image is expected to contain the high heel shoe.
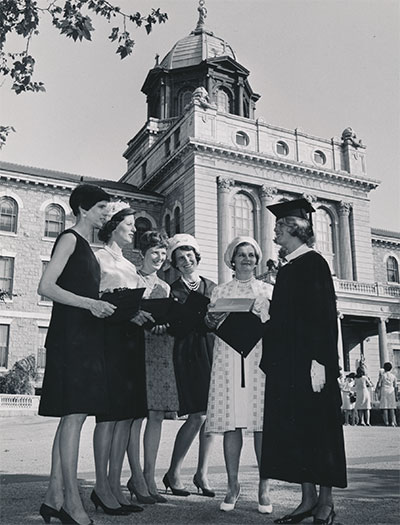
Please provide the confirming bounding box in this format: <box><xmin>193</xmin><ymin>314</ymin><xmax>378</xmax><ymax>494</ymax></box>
<box><xmin>119</xmin><ymin>503</ymin><xmax>144</xmax><ymax>513</ymax></box>
<box><xmin>274</xmin><ymin>504</ymin><xmax>317</xmax><ymax>524</ymax></box>
<box><xmin>219</xmin><ymin>485</ymin><xmax>240</xmax><ymax>512</ymax></box>
<box><xmin>90</xmin><ymin>491</ymin><xmax>129</xmax><ymax>516</ymax></box>
<box><xmin>162</xmin><ymin>473</ymin><xmax>190</xmax><ymax>496</ymax></box>
<box><xmin>314</xmin><ymin>505</ymin><xmax>335</xmax><ymax>524</ymax></box>
<box><xmin>126</xmin><ymin>478</ymin><xmax>156</xmax><ymax>504</ymax></box>
<box><xmin>193</xmin><ymin>474</ymin><xmax>215</xmax><ymax>497</ymax></box>
<box><xmin>39</xmin><ymin>503</ymin><xmax>61</xmax><ymax>523</ymax></box>
<box><xmin>149</xmin><ymin>492</ymin><xmax>168</xmax><ymax>503</ymax></box>
<box><xmin>59</xmin><ymin>508</ymin><xmax>93</xmax><ymax>525</ymax></box>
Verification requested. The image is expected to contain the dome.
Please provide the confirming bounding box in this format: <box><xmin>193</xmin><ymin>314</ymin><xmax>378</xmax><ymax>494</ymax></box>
<box><xmin>159</xmin><ymin>7</ymin><xmax>236</xmax><ymax>70</ymax></box>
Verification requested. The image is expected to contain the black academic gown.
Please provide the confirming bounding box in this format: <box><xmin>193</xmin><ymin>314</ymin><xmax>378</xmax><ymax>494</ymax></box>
<box><xmin>260</xmin><ymin>250</ymin><xmax>347</xmax><ymax>488</ymax></box>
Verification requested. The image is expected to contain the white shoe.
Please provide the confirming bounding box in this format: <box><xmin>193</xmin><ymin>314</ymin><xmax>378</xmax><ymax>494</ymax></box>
<box><xmin>258</xmin><ymin>503</ymin><xmax>273</xmax><ymax>514</ymax></box>
<box><xmin>219</xmin><ymin>487</ymin><xmax>241</xmax><ymax>512</ymax></box>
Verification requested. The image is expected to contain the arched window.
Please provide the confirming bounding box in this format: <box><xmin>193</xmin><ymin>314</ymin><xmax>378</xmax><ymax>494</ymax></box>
<box><xmin>217</xmin><ymin>88</ymin><xmax>231</xmax><ymax>113</ymax></box>
<box><xmin>179</xmin><ymin>89</ymin><xmax>194</xmax><ymax>114</ymax></box>
<box><xmin>231</xmin><ymin>193</ymin><xmax>254</xmax><ymax>238</ymax></box>
<box><xmin>134</xmin><ymin>217</ymin><xmax>152</xmax><ymax>249</ymax></box>
<box><xmin>165</xmin><ymin>214</ymin><xmax>171</xmax><ymax>237</ymax></box>
<box><xmin>315</xmin><ymin>208</ymin><xmax>335</xmax><ymax>272</ymax></box>
<box><xmin>0</xmin><ymin>197</ymin><xmax>18</xmax><ymax>233</ymax></box>
<box><xmin>387</xmin><ymin>256</ymin><xmax>399</xmax><ymax>283</ymax></box>
<box><xmin>44</xmin><ymin>204</ymin><xmax>65</xmax><ymax>238</ymax></box>
<box><xmin>174</xmin><ymin>207</ymin><xmax>181</xmax><ymax>234</ymax></box>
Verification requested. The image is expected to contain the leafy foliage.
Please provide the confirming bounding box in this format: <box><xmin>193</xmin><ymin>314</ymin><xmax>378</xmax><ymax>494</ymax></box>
<box><xmin>0</xmin><ymin>1</ymin><xmax>168</xmax><ymax>93</ymax></box>
<box><xmin>0</xmin><ymin>355</ymin><xmax>37</xmax><ymax>394</ymax></box>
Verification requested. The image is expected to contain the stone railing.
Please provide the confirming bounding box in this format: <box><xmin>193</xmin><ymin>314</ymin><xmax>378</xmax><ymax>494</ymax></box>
<box><xmin>334</xmin><ymin>279</ymin><xmax>400</xmax><ymax>298</ymax></box>
<box><xmin>0</xmin><ymin>394</ymin><xmax>40</xmax><ymax>411</ymax></box>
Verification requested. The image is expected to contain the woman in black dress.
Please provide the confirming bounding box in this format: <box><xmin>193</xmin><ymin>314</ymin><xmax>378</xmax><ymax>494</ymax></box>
<box><xmin>163</xmin><ymin>234</ymin><xmax>216</xmax><ymax>497</ymax></box>
<box><xmin>38</xmin><ymin>185</ymin><xmax>116</xmax><ymax>525</ymax></box>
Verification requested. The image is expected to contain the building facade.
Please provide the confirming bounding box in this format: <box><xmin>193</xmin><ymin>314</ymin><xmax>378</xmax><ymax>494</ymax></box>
<box><xmin>1</xmin><ymin>4</ymin><xmax>399</xmax><ymax>389</ymax></box>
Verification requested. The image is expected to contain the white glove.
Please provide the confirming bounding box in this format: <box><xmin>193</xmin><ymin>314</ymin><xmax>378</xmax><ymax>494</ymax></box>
<box><xmin>311</xmin><ymin>360</ymin><xmax>326</xmax><ymax>392</ymax></box>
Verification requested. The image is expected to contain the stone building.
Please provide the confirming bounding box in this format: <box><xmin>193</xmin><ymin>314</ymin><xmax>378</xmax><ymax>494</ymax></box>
<box><xmin>0</xmin><ymin>3</ymin><xmax>399</xmax><ymax>389</ymax></box>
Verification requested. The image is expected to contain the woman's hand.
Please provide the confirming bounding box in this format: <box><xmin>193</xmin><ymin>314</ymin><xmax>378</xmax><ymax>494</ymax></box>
<box><xmin>130</xmin><ymin>310</ymin><xmax>155</xmax><ymax>326</ymax></box>
<box><xmin>151</xmin><ymin>324</ymin><xmax>168</xmax><ymax>335</ymax></box>
<box><xmin>205</xmin><ymin>310</ymin><xmax>228</xmax><ymax>329</ymax></box>
<box><xmin>311</xmin><ymin>360</ymin><xmax>326</xmax><ymax>392</ymax></box>
<box><xmin>89</xmin><ymin>299</ymin><xmax>116</xmax><ymax>318</ymax></box>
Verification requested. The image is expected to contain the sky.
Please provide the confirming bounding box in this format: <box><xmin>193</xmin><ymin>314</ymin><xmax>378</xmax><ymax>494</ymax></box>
<box><xmin>1</xmin><ymin>0</ymin><xmax>399</xmax><ymax>231</ymax></box>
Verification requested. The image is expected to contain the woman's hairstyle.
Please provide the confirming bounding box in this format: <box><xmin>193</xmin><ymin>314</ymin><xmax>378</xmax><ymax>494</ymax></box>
<box><xmin>171</xmin><ymin>245</ymin><xmax>201</xmax><ymax>269</ymax></box>
<box><xmin>231</xmin><ymin>241</ymin><xmax>260</xmax><ymax>268</ymax></box>
<box><xmin>140</xmin><ymin>230</ymin><xmax>168</xmax><ymax>255</ymax></box>
<box><xmin>383</xmin><ymin>362</ymin><xmax>393</xmax><ymax>372</ymax></box>
<box><xmin>98</xmin><ymin>208</ymin><xmax>135</xmax><ymax>243</ymax></box>
<box><xmin>355</xmin><ymin>366</ymin><xmax>365</xmax><ymax>378</ymax></box>
<box><xmin>69</xmin><ymin>184</ymin><xmax>110</xmax><ymax>216</ymax></box>
<box><xmin>280</xmin><ymin>216</ymin><xmax>315</xmax><ymax>246</ymax></box>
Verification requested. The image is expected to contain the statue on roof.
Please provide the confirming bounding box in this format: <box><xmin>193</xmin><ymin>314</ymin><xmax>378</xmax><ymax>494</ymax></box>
<box><xmin>196</xmin><ymin>0</ymin><xmax>207</xmax><ymax>30</ymax></box>
<box><xmin>341</xmin><ymin>127</ymin><xmax>363</xmax><ymax>148</ymax></box>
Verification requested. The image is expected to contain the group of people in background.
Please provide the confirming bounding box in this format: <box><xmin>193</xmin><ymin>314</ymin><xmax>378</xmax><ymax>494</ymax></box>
<box><xmin>339</xmin><ymin>363</ymin><xmax>398</xmax><ymax>427</ymax></box>
<box><xmin>37</xmin><ymin>185</ymin><xmax>347</xmax><ymax>525</ymax></box>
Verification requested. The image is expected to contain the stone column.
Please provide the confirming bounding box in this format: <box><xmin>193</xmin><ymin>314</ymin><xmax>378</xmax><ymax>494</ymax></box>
<box><xmin>259</xmin><ymin>185</ymin><xmax>278</xmax><ymax>271</ymax></box>
<box><xmin>338</xmin><ymin>201</ymin><xmax>353</xmax><ymax>280</ymax></box>
<box><xmin>217</xmin><ymin>177</ymin><xmax>235</xmax><ymax>284</ymax></box>
<box><xmin>337</xmin><ymin>312</ymin><xmax>345</xmax><ymax>370</ymax></box>
<box><xmin>237</xmin><ymin>79</ymin><xmax>244</xmax><ymax>117</ymax></box>
<box><xmin>378</xmin><ymin>317</ymin><xmax>389</xmax><ymax>366</ymax></box>
<box><xmin>160</xmin><ymin>80</ymin><xmax>166</xmax><ymax>119</ymax></box>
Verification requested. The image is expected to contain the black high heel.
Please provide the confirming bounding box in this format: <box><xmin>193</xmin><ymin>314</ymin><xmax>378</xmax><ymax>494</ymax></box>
<box><xmin>90</xmin><ymin>491</ymin><xmax>129</xmax><ymax>516</ymax></box>
<box><xmin>274</xmin><ymin>504</ymin><xmax>317</xmax><ymax>524</ymax></box>
<box><xmin>39</xmin><ymin>503</ymin><xmax>61</xmax><ymax>523</ymax></box>
<box><xmin>126</xmin><ymin>478</ymin><xmax>156</xmax><ymax>504</ymax></box>
<box><xmin>193</xmin><ymin>474</ymin><xmax>215</xmax><ymax>498</ymax></box>
<box><xmin>59</xmin><ymin>508</ymin><xmax>93</xmax><ymax>525</ymax></box>
<box><xmin>119</xmin><ymin>503</ymin><xmax>144</xmax><ymax>513</ymax></box>
<box><xmin>162</xmin><ymin>473</ymin><xmax>190</xmax><ymax>497</ymax></box>
<box><xmin>314</xmin><ymin>505</ymin><xmax>335</xmax><ymax>524</ymax></box>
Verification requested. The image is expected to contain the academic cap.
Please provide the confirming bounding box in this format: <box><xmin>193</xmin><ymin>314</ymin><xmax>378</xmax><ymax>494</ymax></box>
<box><xmin>266</xmin><ymin>198</ymin><xmax>315</xmax><ymax>225</ymax></box>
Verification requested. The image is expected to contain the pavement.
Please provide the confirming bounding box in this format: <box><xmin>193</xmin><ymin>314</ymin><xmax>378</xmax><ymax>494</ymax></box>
<box><xmin>0</xmin><ymin>416</ymin><xmax>399</xmax><ymax>525</ymax></box>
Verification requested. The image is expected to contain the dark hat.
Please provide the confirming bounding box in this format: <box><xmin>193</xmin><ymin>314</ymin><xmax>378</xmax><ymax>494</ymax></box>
<box><xmin>267</xmin><ymin>198</ymin><xmax>315</xmax><ymax>225</ymax></box>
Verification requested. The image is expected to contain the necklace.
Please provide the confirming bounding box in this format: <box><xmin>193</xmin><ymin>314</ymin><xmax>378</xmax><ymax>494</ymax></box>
<box><xmin>181</xmin><ymin>275</ymin><xmax>201</xmax><ymax>291</ymax></box>
<box><xmin>235</xmin><ymin>276</ymin><xmax>253</xmax><ymax>283</ymax></box>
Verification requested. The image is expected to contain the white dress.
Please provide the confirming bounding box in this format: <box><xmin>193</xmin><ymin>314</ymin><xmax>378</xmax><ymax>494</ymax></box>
<box><xmin>205</xmin><ymin>277</ymin><xmax>273</xmax><ymax>434</ymax></box>
<box><xmin>379</xmin><ymin>372</ymin><xmax>397</xmax><ymax>409</ymax></box>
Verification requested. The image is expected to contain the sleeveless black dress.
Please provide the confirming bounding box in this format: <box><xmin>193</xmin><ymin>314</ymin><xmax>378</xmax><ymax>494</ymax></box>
<box><xmin>39</xmin><ymin>230</ymin><xmax>109</xmax><ymax>417</ymax></box>
<box><xmin>170</xmin><ymin>277</ymin><xmax>216</xmax><ymax>417</ymax></box>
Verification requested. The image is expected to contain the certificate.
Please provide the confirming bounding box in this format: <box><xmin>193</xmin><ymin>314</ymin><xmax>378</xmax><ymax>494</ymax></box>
<box><xmin>208</xmin><ymin>297</ymin><xmax>255</xmax><ymax>313</ymax></box>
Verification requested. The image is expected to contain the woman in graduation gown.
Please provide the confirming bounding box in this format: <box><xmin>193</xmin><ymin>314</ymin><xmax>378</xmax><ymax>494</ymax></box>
<box><xmin>259</xmin><ymin>198</ymin><xmax>347</xmax><ymax>525</ymax></box>
<box><xmin>163</xmin><ymin>234</ymin><xmax>216</xmax><ymax>497</ymax></box>
<box><xmin>205</xmin><ymin>237</ymin><xmax>273</xmax><ymax>514</ymax></box>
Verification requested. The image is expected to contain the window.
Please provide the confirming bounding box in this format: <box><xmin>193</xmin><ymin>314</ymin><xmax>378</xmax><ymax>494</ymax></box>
<box><xmin>0</xmin><ymin>324</ymin><xmax>9</xmax><ymax>368</ymax></box>
<box><xmin>134</xmin><ymin>217</ymin><xmax>152</xmax><ymax>249</ymax></box>
<box><xmin>174</xmin><ymin>207</ymin><xmax>181</xmax><ymax>234</ymax></box>
<box><xmin>174</xmin><ymin>128</ymin><xmax>181</xmax><ymax>149</ymax></box>
<box><xmin>314</xmin><ymin>150</ymin><xmax>326</xmax><ymax>165</ymax></box>
<box><xmin>141</xmin><ymin>162</ymin><xmax>147</xmax><ymax>182</ymax></box>
<box><xmin>0</xmin><ymin>256</ymin><xmax>14</xmax><ymax>295</ymax></box>
<box><xmin>39</xmin><ymin>261</ymin><xmax>51</xmax><ymax>301</ymax></box>
<box><xmin>393</xmin><ymin>349</ymin><xmax>400</xmax><ymax>379</ymax></box>
<box><xmin>231</xmin><ymin>193</ymin><xmax>254</xmax><ymax>237</ymax></box>
<box><xmin>165</xmin><ymin>137</ymin><xmax>171</xmax><ymax>157</ymax></box>
<box><xmin>276</xmin><ymin>141</ymin><xmax>289</xmax><ymax>156</ymax></box>
<box><xmin>315</xmin><ymin>208</ymin><xmax>335</xmax><ymax>273</ymax></box>
<box><xmin>37</xmin><ymin>327</ymin><xmax>47</xmax><ymax>369</ymax></box>
<box><xmin>165</xmin><ymin>214</ymin><xmax>171</xmax><ymax>237</ymax></box>
<box><xmin>387</xmin><ymin>256</ymin><xmax>399</xmax><ymax>283</ymax></box>
<box><xmin>217</xmin><ymin>88</ymin><xmax>231</xmax><ymax>113</ymax></box>
<box><xmin>236</xmin><ymin>131</ymin><xmax>249</xmax><ymax>147</ymax></box>
<box><xmin>44</xmin><ymin>204</ymin><xmax>65</xmax><ymax>238</ymax></box>
<box><xmin>0</xmin><ymin>197</ymin><xmax>18</xmax><ymax>233</ymax></box>
<box><xmin>179</xmin><ymin>89</ymin><xmax>193</xmax><ymax>113</ymax></box>
<box><xmin>90</xmin><ymin>227</ymin><xmax>101</xmax><ymax>245</ymax></box>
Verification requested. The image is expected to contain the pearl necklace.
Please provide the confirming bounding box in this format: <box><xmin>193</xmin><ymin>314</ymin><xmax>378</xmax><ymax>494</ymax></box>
<box><xmin>181</xmin><ymin>276</ymin><xmax>201</xmax><ymax>291</ymax></box>
<box><xmin>234</xmin><ymin>276</ymin><xmax>253</xmax><ymax>284</ymax></box>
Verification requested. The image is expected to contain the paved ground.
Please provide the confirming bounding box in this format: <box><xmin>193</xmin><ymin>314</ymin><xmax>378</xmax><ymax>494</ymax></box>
<box><xmin>0</xmin><ymin>416</ymin><xmax>399</xmax><ymax>525</ymax></box>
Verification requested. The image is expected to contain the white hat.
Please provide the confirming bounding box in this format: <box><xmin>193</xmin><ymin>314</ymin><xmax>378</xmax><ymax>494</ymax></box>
<box><xmin>104</xmin><ymin>200</ymin><xmax>132</xmax><ymax>222</ymax></box>
<box><xmin>223</xmin><ymin>236</ymin><xmax>262</xmax><ymax>269</ymax></box>
<box><xmin>167</xmin><ymin>234</ymin><xmax>201</xmax><ymax>261</ymax></box>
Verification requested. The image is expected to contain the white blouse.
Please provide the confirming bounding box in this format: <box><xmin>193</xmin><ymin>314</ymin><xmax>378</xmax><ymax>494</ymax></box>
<box><xmin>95</xmin><ymin>245</ymin><xmax>139</xmax><ymax>292</ymax></box>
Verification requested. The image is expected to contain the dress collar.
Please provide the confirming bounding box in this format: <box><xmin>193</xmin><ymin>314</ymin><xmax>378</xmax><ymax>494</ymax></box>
<box><xmin>103</xmin><ymin>244</ymin><xmax>124</xmax><ymax>261</ymax></box>
<box><xmin>285</xmin><ymin>244</ymin><xmax>313</xmax><ymax>262</ymax></box>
